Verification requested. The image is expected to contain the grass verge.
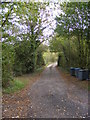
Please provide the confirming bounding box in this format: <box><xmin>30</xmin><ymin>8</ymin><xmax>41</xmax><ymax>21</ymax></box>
<box><xmin>3</xmin><ymin>66</ymin><xmax>45</xmax><ymax>94</ymax></box>
<box><xmin>88</xmin><ymin>86</ymin><xmax>90</xmax><ymax>91</ymax></box>
<box><xmin>57</xmin><ymin>66</ymin><xmax>88</xmax><ymax>90</ymax></box>
<box><xmin>3</xmin><ymin>79</ymin><xmax>25</xmax><ymax>94</ymax></box>
<box><xmin>58</xmin><ymin>66</ymin><xmax>69</xmax><ymax>74</ymax></box>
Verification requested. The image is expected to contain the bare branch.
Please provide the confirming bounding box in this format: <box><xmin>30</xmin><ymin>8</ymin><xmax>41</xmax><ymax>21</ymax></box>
<box><xmin>2</xmin><ymin>4</ymin><xmax>14</xmax><ymax>27</ymax></box>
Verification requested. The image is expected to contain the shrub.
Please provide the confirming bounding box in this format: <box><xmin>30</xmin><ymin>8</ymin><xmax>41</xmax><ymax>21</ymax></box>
<box><xmin>2</xmin><ymin>42</ymin><xmax>14</xmax><ymax>87</ymax></box>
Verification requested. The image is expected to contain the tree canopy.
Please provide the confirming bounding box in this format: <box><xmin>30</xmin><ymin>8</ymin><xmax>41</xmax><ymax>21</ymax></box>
<box><xmin>1</xmin><ymin>1</ymin><xmax>90</xmax><ymax>87</ymax></box>
<box><xmin>50</xmin><ymin>2</ymin><xmax>90</xmax><ymax>70</ymax></box>
<box><xmin>1</xmin><ymin>2</ymin><xmax>51</xmax><ymax>87</ymax></box>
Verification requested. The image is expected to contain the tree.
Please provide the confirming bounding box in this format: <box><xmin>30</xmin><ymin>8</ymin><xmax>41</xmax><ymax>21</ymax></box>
<box><xmin>54</xmin><ymin>2</ymin><xmax>90</xmax><ymax>69</ymax></box>
<box><xmin>1</xmin><ymin>1</ymin><xmax>51</xmax><ymax>87</ymax></box>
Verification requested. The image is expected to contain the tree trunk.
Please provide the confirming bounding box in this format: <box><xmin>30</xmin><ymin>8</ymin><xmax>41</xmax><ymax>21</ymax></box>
<box><xmin>58</xmin><ymin>54</ymin><xmax>61</xmax><ymax>66</ymax></box>
<box><xmin>77</xmin><ymin>34</ymin><xmax>82</xmax><ymax>68</ymax></box>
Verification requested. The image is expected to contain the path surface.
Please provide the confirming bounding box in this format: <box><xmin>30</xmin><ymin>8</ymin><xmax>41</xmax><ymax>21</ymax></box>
<box><xmin>27</xmin><ymin>64</ymin><xmax>88</xmax><ymax>118</ymax></box>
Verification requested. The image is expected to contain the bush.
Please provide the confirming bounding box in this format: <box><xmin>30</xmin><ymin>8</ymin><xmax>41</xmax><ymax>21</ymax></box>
<box><xmin>14</xmin><ymin>40</ymin><xmax>45</xmax><ymax>76</ymax></box>
<box><xmin>2</xmin><ymin>42</ymin><xmax>14</xmax><ymax>87</ymax></box>
<box><xmin>36</xmin><ymin>52</ymin><xmax>45</xmax><ymax>68</ymax></box>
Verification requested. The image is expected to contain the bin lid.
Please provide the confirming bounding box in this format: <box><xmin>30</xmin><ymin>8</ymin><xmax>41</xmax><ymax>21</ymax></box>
<box><xmin>79</xmin><ymin>69</ymin><xmax>86</xmax><ymax>72</ymax></box>
<box><xmin>75</xmin><ymin>68</ymin><xmax>80</xmax><ymax>70</ymax></box>
<box><xmin>70</xmin><ymin>67</ymin><xmax>75</xmax><ymax>69</ymax></box>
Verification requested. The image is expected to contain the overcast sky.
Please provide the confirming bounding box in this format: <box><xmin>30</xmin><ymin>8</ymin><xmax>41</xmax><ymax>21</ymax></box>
<box><xmin>42</xmin><ymin>2</ymin><xmax>62</xmax><ymax>38</ymax></box>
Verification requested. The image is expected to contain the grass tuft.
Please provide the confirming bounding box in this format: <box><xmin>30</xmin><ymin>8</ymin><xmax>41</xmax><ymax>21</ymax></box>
<box><xmin>88</xmin><ymin>85</ymin><xmax>90</xmax><ymax>91</ymax></box>
<box><xmin>3</xmin><ymin>66</ymin><xmax>45</xmax><ymax>94</ymax></box>
<box><xmin>3</xmin><ymin>79</ymin><xmax>25</xmax><ymax>94</ymax></box>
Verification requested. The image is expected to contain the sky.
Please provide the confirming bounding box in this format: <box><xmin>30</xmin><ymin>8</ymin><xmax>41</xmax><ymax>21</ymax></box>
<box><xmin>42</xmin><ymin>2</ymin><xmax>62</xmax><ymax>39</ymax></box>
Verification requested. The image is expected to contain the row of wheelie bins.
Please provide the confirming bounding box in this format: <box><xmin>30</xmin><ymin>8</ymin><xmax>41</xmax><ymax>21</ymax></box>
<box><xmin>70</xmin><ymin>67</ymin><xmax>89</xmax><ymax>80</ymax></box>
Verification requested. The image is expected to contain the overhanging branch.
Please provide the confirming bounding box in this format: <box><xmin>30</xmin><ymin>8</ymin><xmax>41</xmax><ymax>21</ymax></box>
<box><xmin>2</xmin><ymin>4</ymin><xmax>14</xmax><ymax>27</ymax></box>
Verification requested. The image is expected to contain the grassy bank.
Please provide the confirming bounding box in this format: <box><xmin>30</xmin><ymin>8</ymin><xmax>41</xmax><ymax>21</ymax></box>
<box><xmin>3</xmin><ymin>67</ymin><xmax>44</xmax><ymax>94</ymax></box>
<box><xmin>58</xmin><ymin>66</ymin><xmax>69</xmax><ymax>74</ymax></box>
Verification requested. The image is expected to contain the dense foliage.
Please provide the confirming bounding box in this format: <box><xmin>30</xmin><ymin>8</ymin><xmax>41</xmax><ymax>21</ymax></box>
<box><xmin>2</xmin><ymin>42</ymin><xmax>14</xmax><ymax>87</ymax></box>
<box><xmin>1</xmin><ymin>1</ymin><xmax>90</xmax><ymax>87</ymax></box>
<box><xmin>43</xmin><ymin>50</ymin><xmax>58</xmax><ymax>65</ymax></box>
<box><xmin>1</xmin><ymin>2</ymin><xmax>49</xmax><ymax>87</ymax></box>
<box><xmin>50</xmin><ymin>2</ymin><xmax>90</xmax><ymax>70</ymax></box>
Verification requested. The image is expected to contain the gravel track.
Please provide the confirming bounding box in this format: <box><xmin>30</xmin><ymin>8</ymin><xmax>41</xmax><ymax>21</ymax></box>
<box><xmin>27</xmin><ymin>64</ymin><xmax>88</xmax><ymax>118</ymax></box>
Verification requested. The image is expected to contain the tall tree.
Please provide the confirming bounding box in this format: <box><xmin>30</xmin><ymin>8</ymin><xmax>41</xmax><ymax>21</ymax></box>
<box><xmin>55</xmin><ymin>2</ymin><xmax>90</xmax><ymax>69</ymax></box>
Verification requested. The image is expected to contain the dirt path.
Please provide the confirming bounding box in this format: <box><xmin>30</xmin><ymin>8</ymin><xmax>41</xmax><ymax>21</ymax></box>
<box><xmin>27</xmin><ymin>64</ymin><xmax>88</xmax><ymax>118</ymax></box>
<box><xmin>2</xmin><ymin>72</ymin><xmax>42</xmax><ymax>118</ymax></box>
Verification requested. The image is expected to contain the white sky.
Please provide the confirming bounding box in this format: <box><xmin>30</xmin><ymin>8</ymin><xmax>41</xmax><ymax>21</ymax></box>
<box><xmin>40</xmin><ymin>2</ymin><xmax>63</xmax><ymax>40</ymax></box>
